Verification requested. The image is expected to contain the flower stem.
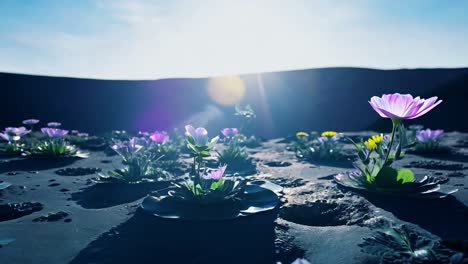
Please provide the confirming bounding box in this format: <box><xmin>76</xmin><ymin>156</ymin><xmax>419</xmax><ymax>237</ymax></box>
<box><xmin>384</xmin><ymin>119</ymin><xmax>400</xmax><ymax>165</ymax></box>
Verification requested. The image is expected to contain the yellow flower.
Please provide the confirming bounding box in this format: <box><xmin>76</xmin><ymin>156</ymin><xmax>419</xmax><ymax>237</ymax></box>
<box><xmin>296</xmin><ymin>131</ymin><xmax>309</xmax><ymax>137</ymax></box>
<box><xmin>364</xmin><ymin>138</ymin><xmax>376</xmax><ymax>150</ymax></box>
<box><xmin>370</xmin><ymin>134</ymin><xmax>383</xmax><ymax>144</ymax></box>
<box><xmin>321</xmin><ymin>131</ymin><xmax>337</xmax><ymax>137</ymax></box>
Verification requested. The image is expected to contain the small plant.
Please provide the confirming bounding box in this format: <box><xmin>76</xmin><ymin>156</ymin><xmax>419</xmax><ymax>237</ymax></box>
<box><xmin>0</xmin><ymin>127</ymin><xmax>30</xmax><ymax>154</ymax></box>
<box><xmin>26</xmin><ymin>128</ymin><xmax>88</xmax><ymax>158</ymax></box>
<box><xmin>170</xmin><ymin>165</ymin><xmax>246</xmax><ymax>204</ymax></box>
<box><xmin>360</xmin><ymin>225</ymin><xmax>466</xmax><ymax>264</ymax></box>
<box><xmin>414</xmin><ymin>128</ymin><xmax>444</xmax><ymax>151</ymax></box>
<box><xmin>100</xmin><ymin>137</ymin><xmax>169</xmax><ymax>182</ymax></box>
<box><xmin>148</xmin><ymin>131</ymin><xmax>180</xmax><ymax>171</ymax></box>
<box><xmin>295</xmin><ymin>131</ymin><xmax>344</xmax><ymax>161</ymax></box>
<box><xmin>217</xmin><ymin>128</ymin><xmax>250</xmax><ymax>169</ymax></box>
<box><xmin>336</xmin><ymin>93</ymin><xmax>456</xmax><ymax>197</ymax></box>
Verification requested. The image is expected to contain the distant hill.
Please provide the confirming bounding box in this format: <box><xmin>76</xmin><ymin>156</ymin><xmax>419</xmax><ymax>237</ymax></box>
<box><xmin>1</xmin><ymin>67</ymin><xmax>467</xmax><ymax>138</ymax></box>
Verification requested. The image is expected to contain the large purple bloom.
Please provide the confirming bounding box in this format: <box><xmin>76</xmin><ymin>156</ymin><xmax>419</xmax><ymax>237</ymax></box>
<box><xmin>149</xmin><ymin>131</ymin><xmax>169</xmax><ymax>144</ymax></box>
<box><xmin>202</xmin><ymin>165</ymin><xmax>227</xmax><ymax>180</ymax></box>
<box><xmin>0</xmin><ymin>127</ymin><xmax>31</xmax><ymax>141</ymax></box>
<box><xmin>185</xmin><ymin>125</ymin><xmax>219</xmax><ymax>146</ymax></box>
<box><xmin>369</xmin><ymin>93</ymin><xmax>442</xmax><ymax>120</ymax></box>
<box><xmin>221</xmin><ymin>128</ymin><xmax>239</xmax><ymax>138</ymax></box>
<box><xmin>416</xmin><ymin>129</ymin><xmax>444</xmax><ymax>143</ymax></box>
<box><xmin>41</xmin><ymin>127</ymin><xmax>69</xmax><ymax>138</ymax></box>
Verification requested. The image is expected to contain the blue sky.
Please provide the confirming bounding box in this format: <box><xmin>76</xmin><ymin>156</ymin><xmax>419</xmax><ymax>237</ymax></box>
<box><xmin>1</xmin><ymin>0</ymin><xmax>468</xmax><ymax>79</ymax></box>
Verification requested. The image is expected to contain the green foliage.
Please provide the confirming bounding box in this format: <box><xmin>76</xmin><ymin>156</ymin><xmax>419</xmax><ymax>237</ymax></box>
<box><xmin>27</xmin><ymin>140</ymin><xmax>86</xmax><ymax>158</ymax></box>
<box><xmin>172</xmin><ymin>177</ymin><xmax>246</xmax><ymax>204</ymax></box>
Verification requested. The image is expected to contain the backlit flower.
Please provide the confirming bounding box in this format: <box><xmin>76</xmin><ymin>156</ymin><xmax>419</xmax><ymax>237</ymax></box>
<box><xmin>111</xmin><ymin>137</ymin><xmax>143</xmax><ymax>161</ymax></box>
<box><xmin>202</xmin><ymin>165</ymin><xmax>227</xmax><ymax>180</ymax></box>
<box><xmin>416</xmin><ymin>129</ymin><xmax>443</xmax><ymax>143</ymax></box>
<box><xmin>0</xmin><ymin>127</ymin><xmax>31</xmax><ymax>141</ymax></box>
<box><xmin>47</xmin><ymin>122</ymin><xmax>62</xmax><ymax>127</ymax></box>
<box><xmin>221</xmin><ymin>128</ymin><xmax>238</xmax><ymax>138</ymax></box>
<box><xmin>149</xmin><ymin>131</ymin><xmax>169</xmax><ymax>144</ymax></box>
<box><xmin>185</xmin><ymin>125</ymin><xmax>219</xmax><ymax>146</ymax></box>
<box><xmin>369</xmin><ymin>93</ymin><xmax>442</xmax><ymax>120</ymax></box>
<box><xmin>22</xmin><ymin>119</ymin><xmax>39</xmax><ymax>125</ymax></box>
<box><xmin>321</xmin><ymin>131</ymin><xmax>338</xmax><ymax>137</ymax></box>
<box><xmin>41</xmin><ymin>128</ymin><xmax>68</xmax><ymax>138</ymax></box>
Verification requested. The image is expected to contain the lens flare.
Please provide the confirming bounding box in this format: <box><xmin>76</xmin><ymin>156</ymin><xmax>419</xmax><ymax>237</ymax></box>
<box><xmin>207</xmin><ymin>75</ymin><xmax>245</xmax><ymax>106</ymax></box>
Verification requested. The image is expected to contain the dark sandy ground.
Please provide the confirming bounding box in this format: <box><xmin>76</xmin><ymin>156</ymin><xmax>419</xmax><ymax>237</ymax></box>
<box><xmin>0</xmin><ymin>132</ymin><xmax>467</xmax><ymax>264</ymax></box>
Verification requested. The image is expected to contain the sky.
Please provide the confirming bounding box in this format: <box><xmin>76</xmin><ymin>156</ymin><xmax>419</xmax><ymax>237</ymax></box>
<box><xmin>1</xmin><ymin>0</ymin><xmax>468</xmax><ymax>80</ymax></box>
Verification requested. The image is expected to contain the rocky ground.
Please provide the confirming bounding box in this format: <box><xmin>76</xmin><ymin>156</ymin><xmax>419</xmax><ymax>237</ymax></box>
<box><xmin>0</xmin><ymin>132</ymin><xmax>467</xmax><ymax>264</ymax></box>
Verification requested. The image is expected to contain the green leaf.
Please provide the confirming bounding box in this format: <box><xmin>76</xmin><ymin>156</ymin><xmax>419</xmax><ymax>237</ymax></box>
<box><xmin>396</xmin><ymin>168</ymin><xmax>414</xmax><ymax>184</ymax></box>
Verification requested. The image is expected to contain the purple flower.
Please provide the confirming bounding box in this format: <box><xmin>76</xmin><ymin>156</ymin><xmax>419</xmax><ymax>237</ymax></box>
<box><xmin>22</xmin><ymin>119</ymin><xmax>40</xmax><ymax>125</ymax></box>
<box><xmin>149</xmin><ymin>131</ymin><xmax>169</xmax><ymax>144</ymax></box>
<box><xmin>202</xmin><ymin>165</ymin><xmax>227</xmax><ymax>180</ymax></box>
<box><xmin>369</xmin><ymin>93</ymin><xmax>442</xmax><ymax>120</ymax></box>
<box><xmin>416</xmin><ymin>129</ymin><xmax>444</xmax><ymax>143</ymax></box>
<box><xmin>185</xmin><ymin>125</ymin><xmax>219</xmax><ymax>146</ymax></box>
<box><xmin>47</xmin><ymin>122</ymin><xmax>62</xmax><ymax>127</ymax></box>
<box><xmin>41</xmin><ymin>127</ymin><xmax>69</xmax><ymax>138</ymax></box>
<box><xmin>77</xmin><ymin>132</ymin><xmax>89</xmax><ymax>138</ymax></box>
<box><xmin>0</xmin><ymin>127</ymin><xmax>31</xmax><ymax>141</ymax></box>
<box><xmin>111</xmin><ymin>137</ymin><xmax>143</xmax><ymax>159</ymax></box>
<box><xmin>221</xmin><ymin>128</ymin><xmax>239</xmax><ymax>138</ymax></box>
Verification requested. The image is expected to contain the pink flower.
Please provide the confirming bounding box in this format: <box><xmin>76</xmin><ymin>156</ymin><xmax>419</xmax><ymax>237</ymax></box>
<box><xmin>369</xmin><ymin>93</ymin><xmax>442</xmax><ymax>120</ymax></box>
<box><xmin>202</xmin><ymin>165</ymin><xmax>227</xmax><ymax>180</ymax></box>
<box><xmin>41</xmin><ymin>128</ymin><xmax>68</xmax><ymax>138</ymax></box>
<box><xmin>149</xmin><ymin>131</ymin><xmax>169</xmax><ymax>144</ymax></box>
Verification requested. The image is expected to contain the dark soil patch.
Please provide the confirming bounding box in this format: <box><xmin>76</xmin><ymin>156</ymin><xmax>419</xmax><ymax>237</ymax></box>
<box><xmin>55</xmin><ymin>167</ymin><xmax>102</xmax><ymax>176</ymax></box>
<box><xmin>281</xmin><ymin>184</ymin><xmax>372</xmax><ymax>226</ymax></box>
<box><xmin>405</xmin><ymin>160</ymin><xmax>466</xmax><ymax>171</ymax></box>
<box><xmin>0</xmin><ymin>202</ymin><xmax>43</xmax><ymax>222</ymax></box>
<box><xmin>71</xmin><ymin>181</ymin><xmax>171</xmax><ymax>209</ymax></box>
<box><xmin>33</xmin><ymin>211</ymin><xmax>69</xmax><ymax>222</ymax></box>
<box><xmin>265</xmin><ymin>161</ymin><xmax>292</xmax><ymax>167</ymax></box>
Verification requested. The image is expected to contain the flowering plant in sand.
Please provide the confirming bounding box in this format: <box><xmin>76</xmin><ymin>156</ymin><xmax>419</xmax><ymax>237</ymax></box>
<box><xmin>27</xmin><ymin>128</ymin><xmax>87</xmax><ymax>158</ymax></box>
<box><xmin>295</xmin><ymin>131</ymin><xmax>344</xmax><ymax>161</ymax></box>
<box><xmin>217</xmin><ymin>128</ymin><xmax>250</xmax><ymax>169</ymax></box>
<box><xmin>100</xmin><ymin>137</ymin><xmax>170</xmax><ymax>182</ymax></box>
<box><xmin>171</xmin><ymin>165</ymin><xmax>246</xmax><ymax>203</ymax></box>
<box><xmin>185</xmin><ymin>125</ymin><xmax>219</xmax><ymax>183</ymax></box>
<box><xmin>147</xmin><ymin>130</ymin><xmax>180</xmax><ymax>170</ymax></box>
<box><xmin>0</xmin><ymin>127</ymin><xmax>31</xmax><ymax>153</ymax></box>
<box><xmin>337</xmin><ymin>93</ymin><xmax>451</xmax><ymax>193</ymax></box>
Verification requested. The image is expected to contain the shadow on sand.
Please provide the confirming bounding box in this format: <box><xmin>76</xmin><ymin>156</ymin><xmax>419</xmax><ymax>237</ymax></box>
<box><xmin>70</xmin><ymin>181</ymin><xmax>171</xmax><ymax>209</ymax></box>
<box><xmin>363</xmin><ymin>194</ymin><xmax>468</xmax><ymax>240</ymax></box>
<box><xmin>0</xmin><ymin>158</ymin><xmax>78</xmax><ymax>173</ymax></box>
<box><xmin>71</xmin><ymin>209</ymin><xmax>278</xmax><ymax>264</ymax></box>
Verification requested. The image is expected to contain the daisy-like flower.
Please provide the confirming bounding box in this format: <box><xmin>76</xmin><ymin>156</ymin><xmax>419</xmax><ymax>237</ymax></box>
<box><xmin>364</xmin><ymin>138</ymin><xmax>377</xmax><ymax>150</ymax></box>
<box><xmin>296</xmin><ymin>131</ymin><xmax>309</xmax><ymax>137</ymax></box>
<box><xmin>202</xmin><ymin>165</ymin><xmax>227</xmax><ymax>180</ymax></box>
<box><xmin>416</xmin><ymin>129</ymin><xmax>444</xmax><ymax>143</ymax></box>
<box><xmin>149</xmin><ymin>131</ymin><xmax>169</xmax><ymax>144</ymax></box>
<box><xmin>321</xmin><ymin>131</ymin><xmax>338</xmax><ymax>137</ymax></box>
<box><xmin>370</xmin><ymin>134</ymin><xmax>384</xmax><ymax>144</ymax></box>
<box><xmin>369</xmin><ymin>93</ymin><xmax>442</xmax><ymax>120</ymax></box>
<box><xmin>0</xmin><ymin>127</ymin><xmax>31</xmax><ymax>141</ymax></box>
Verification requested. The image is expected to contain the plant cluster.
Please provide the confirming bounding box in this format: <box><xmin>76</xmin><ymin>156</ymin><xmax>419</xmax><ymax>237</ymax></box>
<box><xmin>294</xmin><ymin>130</ymin><xmax>344</xmax><ymax>161</ymax></box>
<box><xmin>217</xmin><ymin>128</ymin><xmax>250</xmax><ymax>169</ymax></box>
